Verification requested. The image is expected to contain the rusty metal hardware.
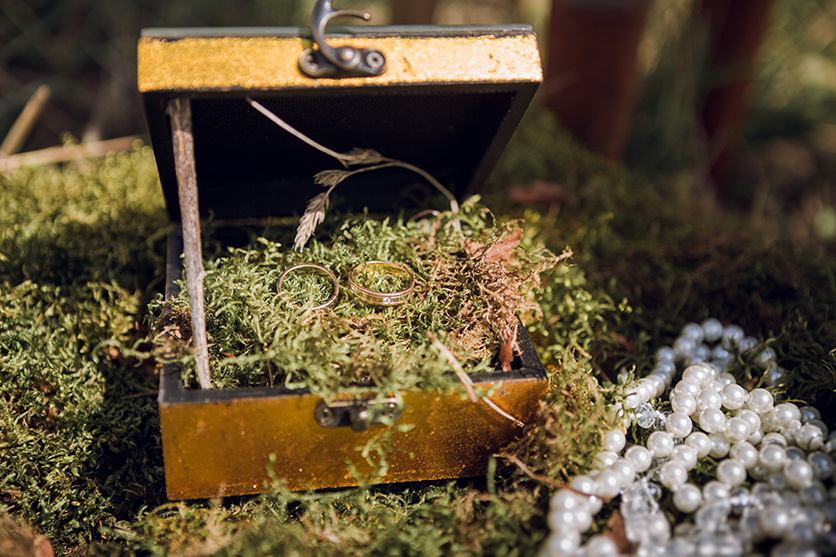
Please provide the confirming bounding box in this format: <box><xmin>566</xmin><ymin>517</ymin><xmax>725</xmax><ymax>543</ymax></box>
<box><xmin>314</xmin><ymin>397</ymin><xmax>402</xmax><ymax>431</ymax></box>
<box><xmin>299</xmin><ymin>0</ymin><xmax>386</xmax><ymax>78</ymax></box>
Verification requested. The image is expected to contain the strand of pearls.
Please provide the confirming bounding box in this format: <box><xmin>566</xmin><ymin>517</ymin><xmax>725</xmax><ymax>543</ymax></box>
<box><xmin>543</xmin><ymin>319</ymin><xmax>836</xmax><ymax>557</ymax></box>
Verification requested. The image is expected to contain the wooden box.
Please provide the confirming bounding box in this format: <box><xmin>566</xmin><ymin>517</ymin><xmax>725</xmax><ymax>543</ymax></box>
<box><xmin>138</xmin><ymin>22</ymin><xmax>548</xmax><ymax>500</ymax></box>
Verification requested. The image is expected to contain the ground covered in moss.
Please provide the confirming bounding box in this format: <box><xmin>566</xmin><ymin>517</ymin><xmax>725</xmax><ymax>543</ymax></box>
<box><xmin>1</xmin><ymin>102</ymin><xmax>835</xmax><ymax>555</ymax></box>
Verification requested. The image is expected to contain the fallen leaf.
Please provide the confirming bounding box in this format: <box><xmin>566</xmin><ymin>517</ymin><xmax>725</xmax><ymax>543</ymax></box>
<box><xmin>483</xmin><ymin>228</ymin><xmax>523</xmax><ymax>264</ymax></box>
<box><xmin>603</xmin><ymin>510</ymin><xmax>634</xmax><ymax>555</ymax></box>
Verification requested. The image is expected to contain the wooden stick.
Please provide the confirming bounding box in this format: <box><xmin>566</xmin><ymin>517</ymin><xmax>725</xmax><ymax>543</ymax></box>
<box><xmin>0</xmin><ymin>135</ymin><xmax>140</xmax><ymax>175</ymax></box>
<box><xmin>168</xmin><ymin>97</ymin><xmax>212</xmax><ymax>390</ymax></box>
<box><xmin>0</xmin><ymin>84</ymin><xmax>51</xmax><ymax>156</ymax></box>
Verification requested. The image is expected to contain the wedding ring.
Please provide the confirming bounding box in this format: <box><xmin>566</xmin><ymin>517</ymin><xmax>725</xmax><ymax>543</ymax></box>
<box><xmin>348</xmin><ymin>261</ymin><xmax>415</xmax><ymax>306</ymax></box>
<box><xmin>277</xmin><ymin>264</ymin><xmax>339</xmax><ymax>310</ymax></box>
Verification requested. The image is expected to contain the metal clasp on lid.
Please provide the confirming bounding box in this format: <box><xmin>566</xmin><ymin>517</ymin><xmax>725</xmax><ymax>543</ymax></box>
<box><xmin>299</xmin><ymin>0</ymin><xmax>386</xmax><ymax>78</ymax></box>
<box><xmin>314</xmin><ymin>397</ymin><xmax>402</xmax><ymax>431</ymax></box>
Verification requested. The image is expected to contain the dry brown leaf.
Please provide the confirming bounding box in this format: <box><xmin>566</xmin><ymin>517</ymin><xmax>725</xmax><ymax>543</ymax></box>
<box><xmin>483</xmin><ymin>228</ymin><xmax>523</xmax><ymax>264</ymax></box>
<box><xmin>603</xmin><ymin>510</ymin><xmax>635</xmax><ymax>555</ymax></box>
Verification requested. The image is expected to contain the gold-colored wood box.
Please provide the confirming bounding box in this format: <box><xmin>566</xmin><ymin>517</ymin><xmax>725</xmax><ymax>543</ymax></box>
<box><xmin>139</xmin><ymin>23</ymin><xmax>547</xmax><ymax>500</ymax></box>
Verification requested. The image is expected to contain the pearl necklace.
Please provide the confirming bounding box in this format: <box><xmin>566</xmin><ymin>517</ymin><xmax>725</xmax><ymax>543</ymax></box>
<box><xmin>543</xmin><ymin>319</ymin><xmax>836</xmax><ymax>557</ymax></box>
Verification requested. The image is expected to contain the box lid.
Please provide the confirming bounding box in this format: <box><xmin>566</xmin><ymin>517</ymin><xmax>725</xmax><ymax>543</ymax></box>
<box><xmin>139</xmin><ymin>25</ymin><xmax>541</xmax><ymax>222</ymax></box>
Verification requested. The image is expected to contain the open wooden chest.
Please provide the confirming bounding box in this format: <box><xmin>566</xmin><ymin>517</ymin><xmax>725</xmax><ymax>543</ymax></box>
<box><xmin>138</xmin><ymin>16</ymin><xmax>549</xmax><ymax>500</ymax></box>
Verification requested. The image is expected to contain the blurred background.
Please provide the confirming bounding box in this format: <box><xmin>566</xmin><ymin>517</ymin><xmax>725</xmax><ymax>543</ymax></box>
<box><xmin>2</xmin><ymin>0</ymin><xmax>836</xmax><ymax>210</ymax></box>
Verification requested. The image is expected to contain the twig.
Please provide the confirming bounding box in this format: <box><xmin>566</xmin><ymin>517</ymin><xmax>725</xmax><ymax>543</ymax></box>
<box><xmin>0</xmin><ymin>135</ymin><xmax>139</xmax><ymax>175</ymax></box>
<box><xmin>169</xmin><ymin>97</ymin><xmax>212</xmax><ymax>390</ymax></box>
<box><xmin>495</xmin><ymin>453</ymin><xmax>566</xmax><ymax>488</ymax></box>
<box><xmin>494</xmin><ymin>453</ymin><xmax>588</xmax><ymax>493</ymax></box>
<box><xmin>426</xmin><ymin>330</ymin><xmax>524</xmax><ymax>427</ymax></box>
<box><xmin>427</xmin><ymin>330</ymin><xmax>477</xmax><ymax>402</ymax></box>
<box><xmin>0</xmin><ymin>84</ymin><xmax>50</xmax><ymax>156</ymax></box>
<box><xmin>246</xmin><ymin>97</ymin><xmax>351</xmax><ymax>168</ymax></box>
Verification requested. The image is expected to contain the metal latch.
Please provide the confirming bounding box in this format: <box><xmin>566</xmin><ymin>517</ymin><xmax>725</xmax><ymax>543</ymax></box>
<box><xmin>314</xmin><ymin>397</ymin><xmax>402</xmax><ymax>431</ymax></box>
<box><xmin>299</xmin><ymin>0</ymin><xmax>386</xmax><ymax>78</ymax></box>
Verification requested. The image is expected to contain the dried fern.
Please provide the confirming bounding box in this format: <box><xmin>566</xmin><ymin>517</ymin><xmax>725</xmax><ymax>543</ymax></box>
<box><xmin>245</xmin><ymin>98</ymin><xmax>460</xmax><ymax>251</ymax></box>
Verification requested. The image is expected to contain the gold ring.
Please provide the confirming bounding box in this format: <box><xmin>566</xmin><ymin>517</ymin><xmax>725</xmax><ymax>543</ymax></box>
<box><xmin>348</xmin><ymin>261</ymin><xmax>415</xmax><ymax>306</ymax></box>
<box><xmin>277</xmin><ymin>264</ymin><xmax>339</xmax><ymax>310</ymax></box>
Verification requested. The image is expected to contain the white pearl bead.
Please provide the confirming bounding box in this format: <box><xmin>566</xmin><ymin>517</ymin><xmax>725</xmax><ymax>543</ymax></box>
<box><xmin>592</xmin><ymin>451</ymin><xmax>619</xmax><ymax>470</ymax></box>
<box><xmin>800</xmin><ymin>405</ymin><xmax>821</xmax><ymax>424</ymax></box>
<box><xmin>647</xmin><ymin>431</ymin><xmax>674</xmax><ymax>458</ymax></box>
<box><xmin>721</xmin><ymin>325</ymin><xmax>744</xmax><ymax>350</ymax></box>
<box><xmin>764</xmin><ymin>365</ymin><xmax>783</xmax><ymax>387</ymax></box>
<box><xmin>671</xmin><ymin>391</ymin><xmax>697</xmax><ymax>415</ymax></box>
<box><xmin>747</xmin><ymin>429</ymin><xmax>764</xmax><ymax>446</ymax></box>
<box><xmin>681</xmin><ymin>322</ymin><xmax>705</xmax><ymax>345</ymax></box>
<box><xmin>759</xmin><ymin>444</ymin><xmax>787</xmax><ymax>472</ymax></box>
<box><xmin>653</xmin><ymin>361</ymin><xmax>676</xmax><ymax>387</ymax></box>
<box><xmin>645</xmin><ymin>374</ymin><xmax>667</xmax><ymax>398</ymax></box>
<box><xmin>697</xmin><ymin>389</ymin><xmax>723</xmax><ymax>412</ymax></box>
<box><xmin>716</xmin><ymin>459</ymin><xmax>747</xmax><ymax>486</ymax></box>
<box><xmin>547</xmin><ymin>507</ymin><xmax>580</xmax><ymax>532</ymax></box>
<box><xmin>809</xmin><ymin>419</ymin><xmax>829</xmax><ymax>437</ymax></box>
<box><xmin>673</xmin><ymin>483</ymin><xmax>703</xmax><ymax>513</ymax></box>
<box><xmin>708</xmin><ymin>433</ymin><xmax>730</xmax><ymax>459</ymax></box>
<box><xmin>721</xmin><ymin>384</ymin><xmax>747</xmax><ymax>411</ymax></box>
<box><xmin>735</xmin><ymin>409</ymin><xmax>761</xmax><ymax>437</ymax></box>
<box><xmin>595</xmin><ymin>469</ymin><xmax>622</xmax><ymax>499</ymax></box>
<box><xmin>762</xmin><ymin>432</ymin><xmax>787</xmax><ymax>447</ymax></box>
<box><xmin>610</xmin><ymin>459</ymin><xmax>636</xmax><ymax>488</ymax></box>
<box><xmin>544</xmin><ymin>530</ymin><xmax>580</xmax><ymax>557</ymax></box>
<box><xmin>673</xmin><ymin>378</ymin><xmax>702</xmax><ymax>399</ymax></box>
<box><xmin>586</xmin><ymin>494</ymin><xmax>603</xmax><ymax>515</ymax></box>
<box><xmin>796</xmin><ymin>424</ymin><xmax>825</xmax><ymax>451</ymax></box>
<box><xmin>746</xmin><ymin>388</ymin><xmax>774</xmax><ymax>414</ymax></box>
<box><xmin>602</xmin><ymin>429</ymin><xmax>626</xmax><ymax>454</ymax></box>
<box><xmin>759</xmin><ymin>505</ymin><xmax>791</xmax><ymax>538</ymax></box>
<box><xmin>638</xmin><ymin>379</ymin><xmax>656</xmax><ymax>402</ymax></box>
<box><xmin>686</xmin><ymin>431</ymin><xmax>712</xmax><ymax>459</ymax></box>
<box><xmin>710</xmin><ymin>345</ymin><xmax>732</xmax><ymax>366</ymax></box>
<box><xmin>738</xmin><ymin>336</ymin><xmax>757</xmax><ymax>353</ymax></box>
<box><xmin>723</xmin><ymin>416</ymin><xmax>751</xmax><ymax>444</ymax></box>
<box><xmin>754</xmin><ymin>346</ymin><xmax>776</xmax><ymax>369</ymax></box>
<box><xmin>569</xmin><ymin>475</ymin><xmax>596</xmax><ymax>496</ymax></box>
<box><xmin>707</xmin><ymin>380</ymin><xmax>725</xmax><ymax>393</ymax></box>
<box><xmin>666</xmin><ymin>412</ymin><xmax>693</xmax><ymax>439</ymax></box>
<box><xmin>573</xmin><ymin>506</ymin><xmax>593</xmax><ymax>532</ymax></box>
<box><xmin>624</xmin><ymin>445</ymin><xmax>653</xmax><ymax>473</ymax></box>
<box><xmin>784</xmin><ymin>459</ymin><xmax>815</xmax><ymax>490</ymax></box>
<box><xmin>655</xmin><ymin>346</ymin><xmax>675</xmax><ymax>363</ymax></box>
<box><xmin>808</xmin><ymin>451</ymin><xmax>835</xmax><ymax>479</ymax></box>
<box><xmin>695</xmin><ymin>345</ymin><xmax>711</xmax><ymax>363</ymax></box>
<box><xmin>550</xmin><ymin>489</ymin><xmax>587</xmax><ymax>512</ymax></box>
<box><xmin>646</xmin><ymin>510</ymin><xmax>671</xmax><ymax>543</ymax></box>
<box><xmin>658</xmin><ymin>460</ymin><xmax>688</xmax><ymax>491</ymax></box>
<box><xmin>702</xmin><ymin>480</ymin><xmax>730</xmax><ymax>502</ymax></box>
<box><xmin>671</xmin><ymin>444</ymin><xmax>698</xmax><ymax>471</ymax></box>
<box><xmin>729</xmin><ymin>442</ymin><xmax>759</xmax><ymax>469</ymax></box>
<box><xmin>584</xmin><ymin>535</ymin><xmax>619</xmax><ymax>557</ymax></box>
<box><xmin>718</xmin><ymin>371</ymin><xmax>736</xmax><ymax>386</ymax></box>
<box><xmin>673</xmin><ymin>336</ymin><xmax>696</xmax><ymax>361</ymax></box>
<box><xmin>623</xmin><ymin>390</ymin><xmax>641</xmax><ymax>410</ymax></box>
<box><xmin>682</xmin><ymin>363</ymin><xmax>712</xmax><ymax>388</ymax></box>
<box><xmin>701</xmin><ymin>318</ymin><xmax>723</xmax><ymax>343</ymax></box>
<box><xmin>770</xmin><ymin>404</ymin><xmax>796</xmax><ymax>429</ymax></box>
<box><xmin>699</xmin><ymin>408</ymin><xmax>727</xmax><ymax>434</ymax></box>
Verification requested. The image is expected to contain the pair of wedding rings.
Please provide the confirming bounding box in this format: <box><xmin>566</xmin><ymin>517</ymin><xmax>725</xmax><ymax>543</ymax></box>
<box><xmin>277</xmin><ymin>261</ymin><xmax>415</xmax><ymax>309</ymax></box>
